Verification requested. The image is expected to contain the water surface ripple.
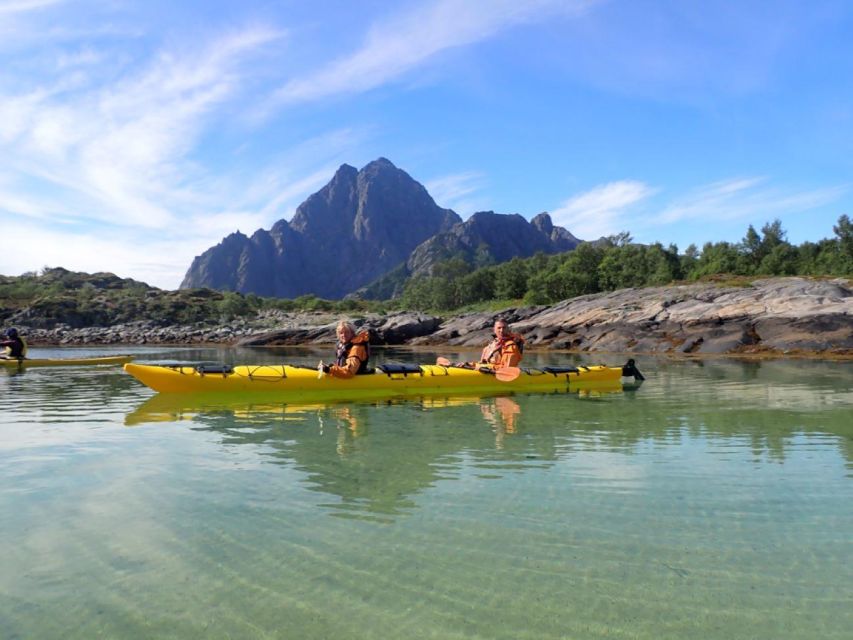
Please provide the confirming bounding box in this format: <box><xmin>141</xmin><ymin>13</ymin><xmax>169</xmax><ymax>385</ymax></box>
<box><xmin>1</xmin><ymin>349</ymin><xmax>851</xmax><ymax>639</ymax></box>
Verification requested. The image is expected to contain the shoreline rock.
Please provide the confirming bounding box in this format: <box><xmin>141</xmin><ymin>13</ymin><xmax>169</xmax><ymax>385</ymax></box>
<box><xmin>17</xmin><ymin>277</ymin><xmax>853</xmax><ymax>358</ymax></box>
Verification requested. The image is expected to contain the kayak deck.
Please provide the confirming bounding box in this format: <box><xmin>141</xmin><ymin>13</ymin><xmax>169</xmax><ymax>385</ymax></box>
<box><xmin>1</xmin><ymin>354</ymin><xmax>134</xmax><ymax>368</ymax></box>
<box><xmin>123</xmin><ymin>361</ymin><xmax>636</xmax><ymax>398</ymax></box>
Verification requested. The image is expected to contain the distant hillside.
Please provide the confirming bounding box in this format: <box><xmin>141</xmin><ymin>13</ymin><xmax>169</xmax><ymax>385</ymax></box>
<box><xmin>181</xmin><ymin>158</ymin><xmax>583</xmax><ymax>300</ymax></box>
<box><xmin>0</xmin><ymin>266</ymin><xmax>400</xmax><ymax>331</ymax></box>
<box><xmin>0</xmin><ymin>267</ymin><xmax>280</xmax><ymax>329</ymax></box>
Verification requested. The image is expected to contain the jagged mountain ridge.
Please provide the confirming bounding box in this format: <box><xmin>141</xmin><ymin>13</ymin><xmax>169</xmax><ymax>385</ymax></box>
<box><xmin>181</xmin><ymin>159</ymin><xmax>460</xmax><ymax>298</ymax></box>
<box><xmin>181</xmin><ymin>158</ymin><xmax>581</xmax><ymax>299</ymax></box>
<box><xmin>406</xmin><ymin>211</ymin><xmax>580</xmax><ymax>277</ymax></box>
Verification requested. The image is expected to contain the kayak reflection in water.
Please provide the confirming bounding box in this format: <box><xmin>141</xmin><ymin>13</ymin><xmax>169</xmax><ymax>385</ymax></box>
<box><xmin>480</xmin><ymin>396</ymin><xmax>522</xmax><ymax>449</ymax></box>
<box><xmin>0</xmin><ymin>328</ymin><xmax>27</xmax><ymax>359</ymax></box>
<box><xmin>334</xmin><ymin>407</ymin><xmax>365</xmax><ymax>457</ymax></box>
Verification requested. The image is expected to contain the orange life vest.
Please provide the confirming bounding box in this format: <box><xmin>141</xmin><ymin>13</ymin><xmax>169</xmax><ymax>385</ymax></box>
<box><xmin>481</xmin><ymin>332</ymin><xmax>525</xmax><ymax>368</ymax></box>
<box><xmin>331</xmin><ymin>331</ymin><xmax>371</xmax><ymax>377</ymax></box>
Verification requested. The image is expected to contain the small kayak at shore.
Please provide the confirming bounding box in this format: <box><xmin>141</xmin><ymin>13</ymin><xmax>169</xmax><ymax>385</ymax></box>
<box><xmin>123</xmin><ymin>360</ymin><xmax>642</xmax><ymax>398</ymax></box>
<box><xmin>1</xmin><ymin>354</ymin><xmax>134</xmax><ymax>368</ymax></box>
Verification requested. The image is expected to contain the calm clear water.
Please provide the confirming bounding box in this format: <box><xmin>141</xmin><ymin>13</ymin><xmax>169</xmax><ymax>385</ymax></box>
<box><xmin>1</xmin><ymin>346</ymin><xmax>851</xmax><ymax>639</ymax></box>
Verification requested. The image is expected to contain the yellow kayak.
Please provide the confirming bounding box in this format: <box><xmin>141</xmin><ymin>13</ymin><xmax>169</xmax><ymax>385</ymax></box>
<box><xmin>1</xmin><ymin>355</ymin><xmax>134</xmax><ymax>368</ymax></box>
<box><xmin>124</xmin><ymin>382</ymin><xmax>626</xmax><ymax>426</ymax></box>
<box><xmin>123</xmin><ymin>360</ymin><xmax>640</xmax><ymax>399</ymax></box>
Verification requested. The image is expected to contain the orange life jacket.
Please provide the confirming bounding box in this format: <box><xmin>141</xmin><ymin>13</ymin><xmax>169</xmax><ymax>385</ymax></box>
<box><xmin>331</xmin><ymin>331</ymin><xmax>371</xmax><ymax>377</ymax></box>
<box><xmin>482</xmin><ymin>332</ymin><xmax>525</xmax><ymax>368</ymax></box>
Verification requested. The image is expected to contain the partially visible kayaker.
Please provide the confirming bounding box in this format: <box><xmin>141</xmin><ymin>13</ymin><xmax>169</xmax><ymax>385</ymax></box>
<box><xmin>319</xmin><ymin>321</ymin><xmax>371</xmax><ymax>378</ymax></box>
<box><xmin>0</xmin><ymin>327</ymin><xmax>27</xmax><ymax>359</ymax></box>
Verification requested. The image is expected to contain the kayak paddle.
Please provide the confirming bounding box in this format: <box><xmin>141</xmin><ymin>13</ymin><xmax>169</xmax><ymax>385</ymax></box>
<box><xmin>439</xmin><ymin>356</ymin><xmax>519</xmax><ymax>381</ymax></box>
<box><xmin>495</xmin><ymin>366</ymin><xmax>521</xmax><ymax>382</ymax></box>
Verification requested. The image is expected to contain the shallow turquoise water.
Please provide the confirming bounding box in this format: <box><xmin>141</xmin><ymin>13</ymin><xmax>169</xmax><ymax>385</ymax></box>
<box><xmin>1</xmin><ymin>347</ymin><xmax>851</xmax><ymax>639</ymax></box>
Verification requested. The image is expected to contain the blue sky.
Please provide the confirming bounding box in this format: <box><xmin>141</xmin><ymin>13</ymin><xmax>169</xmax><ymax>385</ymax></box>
<box><xmin>1</xmin><ymin>0</ymin><xmax>851</xmax><ymax>289</ymax></box>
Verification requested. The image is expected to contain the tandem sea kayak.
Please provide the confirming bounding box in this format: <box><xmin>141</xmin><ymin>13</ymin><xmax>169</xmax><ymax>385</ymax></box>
<box><xmin>1</xmin><ymin>355</ymin><xmax>134</xmax><ymax>368</ymax></box>
<box><xmin>123</xmin><ymin>360</ymin><xmax>643</xmax><ymax>399</ymax></box>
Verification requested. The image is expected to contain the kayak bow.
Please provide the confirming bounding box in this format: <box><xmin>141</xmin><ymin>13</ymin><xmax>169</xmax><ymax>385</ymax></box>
<box><xmin>1</xmin><ymin>355</ymin><xmax>134</xmax><ymax>368</ymax></box>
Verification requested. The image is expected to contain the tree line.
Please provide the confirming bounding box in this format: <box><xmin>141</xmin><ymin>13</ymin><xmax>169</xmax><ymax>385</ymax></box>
<box><xmin>3</xmin><ymin>216</ymin><xmax>851</xmax><ymax>325</ymax></box>
<box><xmin>399</xmin><ymin>216</ymin><xmax>853</xmax><ymax>311</ymax></box>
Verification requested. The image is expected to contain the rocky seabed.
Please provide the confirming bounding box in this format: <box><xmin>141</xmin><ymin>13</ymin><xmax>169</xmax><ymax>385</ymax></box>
<box><xmin>21</xmin><ymin>278</ymin><xmax>853</xmax><ymax>357</ymax></box>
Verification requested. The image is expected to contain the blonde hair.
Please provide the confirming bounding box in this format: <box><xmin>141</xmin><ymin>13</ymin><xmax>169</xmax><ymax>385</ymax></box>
<box><xmin>336</xmin><ymin>321</ymin><xmax>356</xmax><ymax>336</ymax></box>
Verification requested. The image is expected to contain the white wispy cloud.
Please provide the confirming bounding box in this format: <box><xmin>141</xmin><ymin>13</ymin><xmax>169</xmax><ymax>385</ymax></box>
<box><xmin>268</xmin><ymin>0</ymin><xmax>595</xmax><ymax>107</ymax></box>
<box><xmin>425</xmin><ymin>170</ymin><xmax>489</xmax><ymax>213</ymax></box>
<box><xmin>0</xmin><ymin>13</ymin><xmax>356</xmax><ymax>287</ymax></box>
<box><xmin>0</xmin><ymin>24</ymin><xmax>285</xmax><ymax>229</ymax></box>
<box><xmin>653</xmin><ymin>177</ymin><xmax>848</xmax><ymax>225</ymax></box>
<box><xmin>550</xmin><ymin>180</ymin><xmax>657</xmax><ymax>240</ymax></box>
<box><xmin>0</xmin><ymin>0</ymin><xmax>63</xmax><ymax>14</ymax></box>
<box><xmin>55</xmin><ymin>45</ymin><xmax>103</xmax><ymax>70</ymax></box>
<box><xmin>549</xmin><ymin>176</ymin><xmax>849</xmax><ymax>243</ymax></box>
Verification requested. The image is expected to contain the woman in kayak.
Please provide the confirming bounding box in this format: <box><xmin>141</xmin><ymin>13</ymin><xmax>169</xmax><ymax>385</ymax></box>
<box><xmin>319</xmin><ymin>321</ymin><xmax>371</xmax><ymax>378</ymax></box>
<box><xmin>0</xmin><ymin>327</ymin><xmax>27</xmax><ymax>359</ymax></box>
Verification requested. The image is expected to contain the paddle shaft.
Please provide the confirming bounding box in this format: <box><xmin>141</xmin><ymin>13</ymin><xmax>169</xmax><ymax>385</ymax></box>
<box><xmin>436</xmin><ymin>356</ymin><xmax>519</xmax><ymax>382</ymax></box>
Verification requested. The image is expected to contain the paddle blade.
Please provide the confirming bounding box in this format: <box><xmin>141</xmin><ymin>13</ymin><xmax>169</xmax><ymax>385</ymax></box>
<box><xmin>495</xmin><ymin>366</ymin><xmax>521</xmax><ymax>382</ymax></box>
<box><xmin>436</xmin><ymin>357</ymin><xmax>452</xmax><ymax>366</ymax></box>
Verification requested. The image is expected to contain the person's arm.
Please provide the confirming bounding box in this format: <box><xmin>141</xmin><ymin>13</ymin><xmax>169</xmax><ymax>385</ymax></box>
<box><xmin>328</xmin><ymin>344</ymin><xmax>367</xmax><ymax>378</ymax></box>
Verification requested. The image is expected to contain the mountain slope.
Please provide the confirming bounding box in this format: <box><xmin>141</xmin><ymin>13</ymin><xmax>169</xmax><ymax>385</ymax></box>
<box><xmin>181</xmin><ymin>158</ymin><xmax>461</xmax><ymax>298</ymax></box>
<box><xmin>406</xmin><ymin>211</ymin><xmax>580</xmax><ymax>276</ymax></box>
<box><xmin>182</xmin><ymin>158</ymin><xmax>582</xmax><ymax>299</ymax></box>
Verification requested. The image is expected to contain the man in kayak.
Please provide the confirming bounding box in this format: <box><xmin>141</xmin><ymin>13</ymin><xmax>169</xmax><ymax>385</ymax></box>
<box><xmin>480</xmin><ymin>318</ymin><xmax>525</xmax><ymax>368</ymax></box>
<box><xmin>0</xmin><ymin>327</ymin><xmax>27</xmax><ymax>359</ymax></box>
<box><xmin>443</xmin><ymin>319</ymin><xmax>525</xmax><ymax>370</ymax></box>
<box><xmin>319</xmin><ymin>321</ymin><xmax>371</xmax><ymax>378</ymax></box>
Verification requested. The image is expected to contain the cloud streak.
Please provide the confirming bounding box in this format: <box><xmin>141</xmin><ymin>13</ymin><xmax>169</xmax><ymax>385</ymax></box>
<box><xmin>269</xmin><ymin>0</ymin><xmax>594</xmax><ymax>107</ymax></box>
<box><xmin>0</xmin><ymin>12</ymin><xmax>351</xmax><ymax>287</ymax></box>
<box><xmin>550</xmin><ymin>180</ymin><xmax>657</xmax><ymax>240</ymax></box>
<box><xmin>0</xmin><ymin>24</ymin><xmax>285</xmax><ymax>229</ymax></box>
<box><xmin>0</xmin><ymin>0</ymin><xmax>63</xmax><ymax>14</ymax></box>
<box><xmin>425</xmin><ymin>170</ymin><xmax>489</xmax><ymax>214</ymax></box>
<box><xmin>653</xmin><ymin>178</ymin><xmax>848</xmax><ymax>226</ymax></box>
<box><xmin>550</xmin><ymin>177</ymin><xmax>848</xmax><ymax>243</ymax></box>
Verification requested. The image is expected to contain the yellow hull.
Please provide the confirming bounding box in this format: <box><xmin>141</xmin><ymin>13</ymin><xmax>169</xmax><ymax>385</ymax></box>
<box><xmin>1</xmin><ymin>354</ymin><xmax>134</xmax><ymax>368</ymax></box>
<box><xmin>124</xmin><ymin>361</ymin><xmax>631</xmax><ymax>399</ymax></box>
<box><xmin>124</xmin><ymin>382</ymin><xmax>626</xmax><ymax>426</ymax></box>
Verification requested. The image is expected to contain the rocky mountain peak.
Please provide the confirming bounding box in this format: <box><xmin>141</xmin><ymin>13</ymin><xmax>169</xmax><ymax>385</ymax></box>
<box><xmin>181</xmin><ymin>158</ymin><xmax>582</xmax><ymax>299</ymax></box>
<box><xmin>181</xmin><ymin>159</ymin><xmax>462</xmax><ymax>298</ymax></box>
<box><xmin>531</xmin><ymin>212</ymin><xmax>553</xmax><ymax>235</ymax></box>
